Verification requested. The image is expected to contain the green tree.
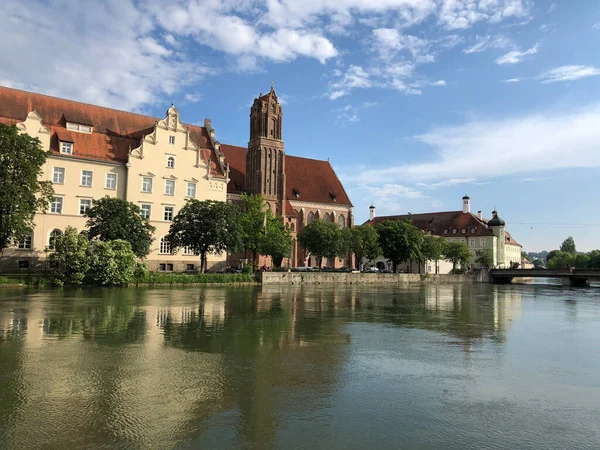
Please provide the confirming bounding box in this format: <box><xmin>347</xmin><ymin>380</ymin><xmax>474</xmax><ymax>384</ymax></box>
<box><xmin>560</xmin><ymin>236</ymin><xmax>576</xmax><ymax>254</ymax></box>
<box><xmin>443</xmin><ymin>241</ymin><xmax>471</xmax><ymax>273</ymax></box>
<box><xmin>88</xmin><ymin>240</ymin><xmax>137</xmax><ymax>286</ymax></box>
<box><xmin>239</xmin><ymin>194</ymin><xmax>267</xmax><ymax>268</ymax></box>
<box><xmin>374</xmin><ymin>220</ymin><xmax>423</xmax><ymax>273</ymax></box>
<box><xmin>573</xmin><ymin>253</ymin><xmax>590</xmax><ymax>269</ymax></box>
<box><xmin>258</xmin><ymin>218</ymin><xmax>293</xmax><ymax>268</ymax></box>
<box><xmin>298</xmin><ymin>220</ymin><xmax>342</xmax><ymax>268</ymax></box>
<box><xmin>167</xmin><ymin>199</ymin><xmax>242</xmax><ymax>273</ymax></box>
<box><xmin>532</xmin><ymin>258</ymin><xmax>546</xmax><ymax>269</ymax></box>
<box><xmin>421</xmin><ymin>235</ymin><xmax>445</xmax><ymax>274</ymax></box>
<box><xmin>47</xmin><ymin>226</ymin><xmax>89</xmax><ymax>285</ymax></box>
<box><xmin>521</xmin><ymin>251</ymin><xmax>528</xmax><ymax>260</ymax></box>
<box><xmin>85</xmin><ymin>197</ymin><xmax>155</xmax><ymax>257</ymax></box>
<box><xmin>349</xmin><ymin>225</ymin><xmax>381</xmax><ymax>270</ymax></box>
<box><xmin>547</xmin><ymin>250</ymin><xmax>574</xmax><ymax>269</ymax></box>
<box><xmin>588</xmin><ymin>250</ymin><xmax>600</xmax><ymax>269</ymax></box>
<box><xmin>0</xmin><ymin>124</ymin><xmax>54</xmax><ymax>256</ymax></box>
<box><xmin>475</xmin><ymin>248</ymin><xmax>494</xmax><ymax>268</ymax></box>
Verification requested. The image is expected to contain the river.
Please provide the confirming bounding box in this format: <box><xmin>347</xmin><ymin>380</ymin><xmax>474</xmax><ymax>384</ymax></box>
<box><xmin>1</xmin><ymin>283</ymin><xmax>600</xmax><ymax>449</ymax></box>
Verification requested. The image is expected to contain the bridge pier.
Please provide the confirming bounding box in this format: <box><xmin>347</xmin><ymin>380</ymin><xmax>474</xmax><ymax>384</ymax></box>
<box><xmin>569</xmin><ymin>278</ymin><xmax>590</xmax><ymax>288</ymax></box>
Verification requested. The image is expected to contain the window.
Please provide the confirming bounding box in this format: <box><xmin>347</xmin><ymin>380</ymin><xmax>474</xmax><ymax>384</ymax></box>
<box><xmin>292</xmin><ymin>188</ymin><xmax>300</xmax><ymax>198</ymax></box>
<box><xmin>165</xmin><ymin>180</ymin><xmax>175</xmax><ymax>195</ymax></box>
<box><xmin>60</xmin><ymin>142</ymin><xmax>73</xmax><ymax>154</ymax></box>
<box><xmin>140</xmin><ymin>204</ymin><xmax>151</xmax><ymax>220</ymax></box>
<box><xmin>81</xmin><ymin>170</ymin><xmax>93</xmax><ymax>187</ymax></box>
<box><xmin>66</xmin><ymin>123</ymin><xmax>92</xmax><ymax>133</ymax></box>
<box><xmin>159</xmin><ymin>237</ymin><xmax>172</xmax><ymax>254</ymax></box>
<box><xmin>18</xmin><ymin>260</ymin><xmax>30</xmax><ymax>269</ymax></box>
<box><xmin>324</xmin><ymin>213</ymin><xmax>331</xmax><ymax>222</ymax></box>
<box><xmin>166</xmin><ymin>156</ymin><xmax>175</xmax><ymax>168</ymax></box>
<box><xmin>186</xmin><ymin>182</ymin><xmax>196</xmax><ymax>198</ymax></box>
<box><xmin>79</xmin><ymin>199</ymin><xmax>92</xmax><ymax>215</ymax></box>
<box><xmin>105</xmin><ymin>173</ymin><xmax>117</xmax><ymax>190</ymax></box>
<box><xmin>48</xmin><ymin>229</ymin><xmax>63</xmax><ymax>250</ymax></box>
<box><xmin>443</xmin><ymin>229</ymin><xmax>449</xmax><ymax>235</ymax></box>
<box><xmin>452</xmin><ymin>228</ymin><xmax>458</xmax><ymax>235</ymax></box>
<box><xmin>184</xmin><ymin>246</ymin><xmax>197</xmax><ymax>255</ymax></box>
<box><xmin>159</xmin><ymin>263</ymin><xmax>166</xmax><ymax>271</ymax></box>
<box><xmin>186</xmin><ymin>264</ymin><xmax>195</xmax><ymax>271</ymax></box>
<box><xmin>481</xmin><ymin>239</ymin><xmax>486</xmax><ymax>246</ymax></box>
<box><xmin>50</xmin><ymin>197</ymin><xmax>63</xmax><ymax>214</ymax></box>
<box><xmin>338</xmin><ymin>215</ymin><xmax>345</xmax><ymax>228</ymax></box>
<box><xmin>164</xmin><ymin>206</ymin><xmax>174</xmax><ymax>221</ymax></box>
<box><xmin>168</xmin><ymin>135</ymin><xmax>175</xmax><ymax>145</ymax></box>
<box><xmin>167</xmin><ymin>263</ymin><xmax>174</xmax><ymax>271</ymax></box>
<box><xmin>307</xmin><ymin>211</ymin><xmax>315</xmax><ymax>224</ymax></box>
<box><xmin>52</xmin><ymin>167</ymin><xmax>65</xmax><ymax>184</ymax></box>
<box><xmin>461</xmin><ymin>228</ymin><xmax>466</xmax><ymax>234</ymax></box>
<box><xmin>18</xmin><ymin>234</ymin><xmax>32</xmax><ymax>249</ymax></box>
<box><xmin>142</xmin><ymin>177</ymin><xmax>153</xmax><ymax>193</ymax></box>
<box><xmin>470</xmin><ymin>239</ymin><xmax>475</xmax><ymax>246</ymax></box>
<box><xmin>470</xmin><ymin>227</ymin><xmax>476</xmax><ymax>234</ymax></box>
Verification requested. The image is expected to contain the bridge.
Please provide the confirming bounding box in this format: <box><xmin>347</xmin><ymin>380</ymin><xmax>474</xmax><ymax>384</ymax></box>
<box><xmin>490</xmin><ymin>268</ymin><xmax>600</xmax><ymax>287</ymax></box>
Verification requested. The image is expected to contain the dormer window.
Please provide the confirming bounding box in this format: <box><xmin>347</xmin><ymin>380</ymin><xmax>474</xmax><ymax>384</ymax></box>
<box><xmin>66</xmin><ymin>122</ymin><xmax>92</xmax><ymax>133</ymax></box>
<box><xmin>461</xmin><ymin>228</ymin><xmax>466</xmax><ymax>234</ymax></box>
<box><xmin>470</xmin><ymin>227</ymin><xmax>476</xmax><ymax>234</ymax></box>
<box><xmin>292</xmin><ymin>188</ymin><xmax>300</xmax><ymax>198</ymax></box>
<box><xmin>60</xmin><ymin>142</ymin><xmax>73</xmax><ymax>154</ymax></box>
<box><xmin>443</xmin><ymin>229</ymin><xmax>449</xmax><ymax>235</ymax></box>
<box><xmin>452</xmin><ymin>228</ymin><xmax>458</xmax><ymax>235</ymax></box>
<box><xmin>330</xmin><ymin>193</ymin><xmax>337</xmax><ymax>202</ymax></box>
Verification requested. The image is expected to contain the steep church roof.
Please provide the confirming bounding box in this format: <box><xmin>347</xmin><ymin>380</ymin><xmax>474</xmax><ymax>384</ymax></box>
<box><xmin>0</xmin><ymin>86</ymin><xmax>224</xmax><ymax>176</ymax></box>
<box><xmin>219</xmin><ymin>145</ymin><xmax>352</xmax><ymax>206</ymax></box>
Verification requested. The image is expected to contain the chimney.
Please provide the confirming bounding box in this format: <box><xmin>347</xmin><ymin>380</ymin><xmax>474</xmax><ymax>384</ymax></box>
<box><xmin>478</xmin><ymin>210</ymin><xmax>483</xmax><ymax>220</ymax></box>
<box><xmin>462</xmin><ymin>194</ymin><xmax>471</xmax><ymax>214</ymax></box>
<box><xmin>369</xmin><ymin>204</ymin><xmax>376</xmax><ymax>221</ymax></box>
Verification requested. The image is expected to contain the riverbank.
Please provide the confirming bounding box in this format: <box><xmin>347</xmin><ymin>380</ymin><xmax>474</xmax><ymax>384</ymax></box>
<box><xmin>259</xmin><ymin>272</ymin><xmax>482</xmax><ymax>284</ymax></box>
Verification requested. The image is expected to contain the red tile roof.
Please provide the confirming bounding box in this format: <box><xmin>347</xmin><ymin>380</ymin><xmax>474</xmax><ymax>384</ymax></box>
<box><xmin>365</xmin><ymin>211</ymin><xmax>495</xmax><ymax>237</ymax></box>
<box><xmin>285</xmin><ymin>200</ymin><xmax>297</xmax><ymax>217</ymax></box>
<box><xmin>0</xmin><ymin>86</ymin><xmax>223</xmax><ymax>176</ymax></box>
<box><xmin>218</xmin><ymin>145</ymin><xmax>352</xmax><ymax>206</ymax></box>
<box><xmin>505</xmin><ymin>231</ymin><xmax>522</xmax><ymax>247</ymax></box>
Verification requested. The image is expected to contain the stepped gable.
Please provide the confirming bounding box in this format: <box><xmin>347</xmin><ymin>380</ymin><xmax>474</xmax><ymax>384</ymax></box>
<box><xmin>219</xmin><ymin>144</ymin><xmax>352</xmax><ymax>206</ymax></box>
<box><xmin>366</xmin><ymin>211</ymin><xmax>495</xmax><ymax>237</ymax></box>
<box><xmin>0</xmin><ymin>86</ymin><xmax>223</xmax><ymax>176</ymax></box>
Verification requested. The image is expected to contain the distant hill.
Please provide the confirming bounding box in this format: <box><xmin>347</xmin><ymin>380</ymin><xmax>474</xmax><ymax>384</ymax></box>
<box><xmin>527</xmin><ymin>251</ymin><xmax>549</xmax><ymax>262</ymax></box>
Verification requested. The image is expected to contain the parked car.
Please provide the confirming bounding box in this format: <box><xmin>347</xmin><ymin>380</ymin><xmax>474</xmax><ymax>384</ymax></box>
<box><xmin>363</xmin><ymin>267</ymin><xmax>379</xmax><ymax>273</ymax></box>
<box><xmin>336</xmin><ymin>267</ymin><xmax>354</xmax><ymax>272</ymax></box>
<box><xmin>379</xmin><ymin>269</ymin><xmax>393</xmax><ymax>273</ymax></box>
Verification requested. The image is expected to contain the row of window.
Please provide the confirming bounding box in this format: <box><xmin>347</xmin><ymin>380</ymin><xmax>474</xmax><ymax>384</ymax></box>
<box><xmin>49</xmin><ymin>197</ymin><xmax>175</xmax><ymax>222</ymax></box>
<box><xmin>448</xmin><ymin>238</ymin><xmax>488</xmax><ymax>247</ymax></box>
<box><xmin>158</xmin><ymin>237</ymin><xmax>197</xmax><ymax>255</ymax></box>
<box><xmin>60</xmin><ymin>135</ymin><xmax>176</xmax><ymax>156</ymax></box>
<box><xmin>443</xmin><ymin>227</ymin><xmax>478</xmax><ymax>235</ymax></box>
<box><xmin>141</xmin><ymin>177</ymin><xmax>197</xmax><ymax>197</ymax></box>
<box><xmin>53</xmin><ymin>167</ymin><xmax>117</xmax><ymax>189</ymax></box>
<box><xmin>306</xmin><ymin>211</ymin><xmax>346</xmax><ymax>227</ymax></box>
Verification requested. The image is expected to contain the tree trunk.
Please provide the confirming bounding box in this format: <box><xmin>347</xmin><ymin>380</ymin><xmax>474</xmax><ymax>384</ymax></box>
<box><xmin>392</xmin><ymin>260</ymin><xmax>398</xmax><ymax>273</ymax></box>
<box><xmin>452</xmin><ymin>261</ymin><xmax>456</xmax><ymax>274</ymax></box>
<box><xmin>318</xmin><ymin>256</ymin><xmax>323</xmax><ymax>268</ymax></box>
<box><xmin>200</xmin><ymin>252</ymin><xmax>207</xmax><ymax>274</ymax></box>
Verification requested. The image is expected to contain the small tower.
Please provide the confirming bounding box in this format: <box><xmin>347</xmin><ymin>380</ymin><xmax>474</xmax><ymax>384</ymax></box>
<box><xmin>462</xmin><ymin>194</ymin><xmax>471</xmax><ymax>214</ymax></box>
<box><xmin>246</xmin><ymin>86</ymin><xmax>285</xmax><ymax>214</ymax></box>
<box><xmin>369</xmin><ymin>204</ymin><xmax>376</xmax><ymax>221</ymax></box>
<box><xmin>488</xmin><ymin>209</ymin><xmax>506</xmax><ymax>268</ymax></box>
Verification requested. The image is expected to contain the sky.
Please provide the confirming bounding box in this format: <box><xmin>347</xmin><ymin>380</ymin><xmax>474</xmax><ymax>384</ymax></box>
<box><xmin>1</xmin><ymin>0</ymin><xmax>600</xmax><ymax>252</ymax></box>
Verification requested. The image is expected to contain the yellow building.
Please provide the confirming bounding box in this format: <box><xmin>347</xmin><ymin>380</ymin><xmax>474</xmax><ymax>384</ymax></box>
<box><xmin>0</xmin><ymin>87</ymin><xmax>229</xmax><ymax>272</ymax></box>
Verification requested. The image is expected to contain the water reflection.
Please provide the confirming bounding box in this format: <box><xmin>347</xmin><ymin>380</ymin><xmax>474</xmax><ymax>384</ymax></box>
<box><xmin>4</xmin><ymin>283</ymin><xmax>596</xmax><ymax>450</ymax></box>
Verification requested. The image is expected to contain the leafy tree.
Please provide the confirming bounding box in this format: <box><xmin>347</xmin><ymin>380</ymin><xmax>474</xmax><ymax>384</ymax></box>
<box><xmin>0</xmin><ymin>124</ymin><xmax>54</xmax><ymax>256</ymax></box>
<box><xmin>443</xmin><ymin>241</ymin><xmax>471</xmax><ymax>273</ymax></box>
<box><xmin>88</xmin><ymin>240</ymin><xmax>137</xmax><ymax>286</ymax></box>
<box><xmin>589</xmin><ymin>250</ymin><xmax>600</xmax><ymax>269</ymax></box>
<box><xmin>374</xmin><ymin>220</ymin><xmax>423</xmax><ymax>273</ymax></box>
<box><xmin>546</xmin><ymin>249</ymin><xmax>560</xmax><ymax>264</ymax></box>
<box><xmin>475</xmin><ymin>248</ymin><xmax>494</xmax><ymax>268</ymax></box>
<box><xmin>298</xmin><ymin>220</ymin><xmax>342</xmax><ymax>268</ymax></box>
<box><xmin>167</xmin><ymin>199</ymin><xmax>242</xmax><ymax>273</ymax></box>
<box><xmin>258</xmin><ymin>217</ymin><xmax>293</xmax><ymax>268</ymax></box>
<box><xmin>86</xmin><ymin>197</ymin><xmax>155</xmax><ymax>257</ymax></box>
<box><xmin>421</xmin><ymin>235</ymin><xmax>445</xmax><ymax>273</ymax></box>
<box><xmin>560</xmin><ymin>236</ymin><xmax>576</xmax><ymax>254</ymax></box>
<box><xmin>47</xmin><ymin>226</ymin><xmax>89</xmax><ymax>285</ymax></box>
<box><xmin>521</xmin><ymin>251</ymin><xmax>528</xmax><ymax>260</ymax></box>
<box><xmin>547</xmin><ymin>250</ymin><xmax>574</xmax><ymax>269</ymax></box>
<box><xmin>573</xmin><ymin>253</ymin><xmax>591</xmax><ymax>269</ymax></box>
<box><xmin>239</xmin><ymin>194</ymin><xmax>267</xmax><ymax>268</ymax></box>
<box><xmin>133</xmin><ymin>262</ymin><xmax>149</xmax><ymax>286</ymax></box>
<box><xmin>349</xmin><ymin>225</ymin><xmax>381</xmax><ymax>270</ymax></box>
<box><xmin>532</xmin><ymin>258</ymin><xmax>546</xmax><ymax>269</ymax></box>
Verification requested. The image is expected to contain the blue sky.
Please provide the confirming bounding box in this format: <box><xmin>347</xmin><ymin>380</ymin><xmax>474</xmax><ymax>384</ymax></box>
<box><xmin>2</xmin><ymin>0</ymin><xmax>600</xmax><ymax>252</ymax></box>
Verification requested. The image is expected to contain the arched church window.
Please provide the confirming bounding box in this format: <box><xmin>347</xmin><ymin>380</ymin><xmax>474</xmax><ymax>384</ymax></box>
<box><xmin>307</xmin><ymin>212</ymin><xmax>315</xmax><ymax>224</ymax></box>
<box><xmin>338</xmin><ymin>215</ymin><xmax>345</xmax><ymax>228</ymax></box>
<box><xmin>324</xmin><ymin>213</ymin><xmax>331</xmax><ymax>222</ymax></box>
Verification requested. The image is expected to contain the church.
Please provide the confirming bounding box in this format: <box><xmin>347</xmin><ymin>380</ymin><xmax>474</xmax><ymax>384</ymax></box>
<box><xmin>0</xmin><ymin>85</ymin><xmax>352</xmax><ymax>272</ymax></box>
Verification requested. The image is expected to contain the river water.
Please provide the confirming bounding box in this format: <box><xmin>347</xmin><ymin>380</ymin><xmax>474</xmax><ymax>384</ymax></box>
<box><xmin>1</xmin><ymin>283</ymin><xmax>600</xmax><ymax>449</ymax></box>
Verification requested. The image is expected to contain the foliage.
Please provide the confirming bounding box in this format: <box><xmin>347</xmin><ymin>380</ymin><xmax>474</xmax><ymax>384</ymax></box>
<box><xmin>560</xmin><ymin>236</ymin><xmax>577</xmax><ymax>254</ymax></box>
<box><xmin>532</xmin><ymin>258</ymin><xmax>546</xmax><ymax>269</ymax></box>
<box><xmin>475</xmin><ymin>248</ymin><xmax>494</xmax><ymax>268</ymax></box>
<box><xmin>85</xmin><ymin>197</ymin><xmax>155</xmax><ymax>257</ymax></box>
<box><xmin>88</xmin><ymin>240</ymin><xmax>137</xmax><ymax>286</ymax></box>
<box><xmin>298</xmin><ymin>220</ymin><xmax>345</xmax><ymax>267</ymax></box>
<box><xmin>443</xmin><ymin>241</ymin><xmax>471</xmax><ymax>273</ymax></box>
<box><xmin>375</xmin><ymin>220</ymin><xmax>423</xmax><ymax>273</ymax></box>
<box><xmin>238</xmin><ymin>194</ymin><xmax>267</xmax><ymax>267</ymax></box>
<box><xmin>47</xmin><ymin>226</ymin><xmax>90</xmax><ymax>285</ymax></box>
<box><xmin>0</xmin><ymin>124</ymin><xmax>54</xmax><ymax>255</ymax></box>
<box><xmin>167</xmin><ymin>199</ymin><xmax>242</xmax><ymax>273</ymax></box>
<box><xmin>349</xmin><ymin>225</ymin><xmax>381</xmax><ymax>269</ymax></box>
<box><xmin>133</xmin><ymin>262</ymin><xmax>149</xmax><ymax>285</ymax></box>
<box><xmin>140</xmin><ymin>272</ymin><xmax>254</xmax><ymax>285</ymax></box>
<box><xmin>589</xmin><ymin>250</ymin><xmax>600</xmax><ymax>269</ymax></box>
<box><xmin>421</xmin><ymin>235</ymin><xmax>445</xmax><ymax>272</ymax></box>
<box><xmin>258</xmin><ymin>217</ymin><xmax>293</xmax><ymax>268</ymax></box>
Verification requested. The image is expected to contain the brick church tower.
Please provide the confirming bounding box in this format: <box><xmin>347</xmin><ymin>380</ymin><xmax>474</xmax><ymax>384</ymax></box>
<box><xmin>246</xmin><ymin>87</ymin><xmax>286</xmax><ymax>215</ymax></box>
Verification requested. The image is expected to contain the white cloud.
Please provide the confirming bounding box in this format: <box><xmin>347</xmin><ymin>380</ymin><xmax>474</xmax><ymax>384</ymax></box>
<box><xmin>353</xmin><ymin>104</ymin><xmax>600</xmax><ymax>184</ymax></box>
<box><xmin>496</xmin><ymin>44</ymin><xmax>539</xmax><ymax>65</ymax></box>
<box><xmin>463</xmin><ymin>35</ymin><xmax>513</xmax><ymax>54</ymax></box>
<box><xmin>502</xmin><ymin>78</ymin><xmax>521</xmax><ymax>83</ymax></box>
<box><xmin>417</xmin><ymin>178</ymin><xmax>478</xmax><ymax>189</ymax></box>
<box><xmin>354</xmin><ymin>183</ymin><xmax>423</xmax><ymax>213</ymax></box>
<box><xmin>373</xmin><ymin>28</ymin><xmax>433</xmax><ymax>62</ymax></box>
<box><xmin>547</xmin><ymin>2</ymin><xmax>557</xmax><ymax>14</ymax></box>
<box><xmin>594</xmin><ymin>23</ymin><xmax>600</xmax><ymax>30</ymax></box>
<box><xmin>184</xmin><ymin>93</ymin><xmax>202</xmax><ymax>103</ymax></box>
<box><xmin>438</xmin><ymin>0</ymin><xmax>533</xmax><ymax>30</ymax></box>
<box><xmin>539</xmin><ymin>65</ymin><xmax>600</xmax><ymax>83</ymax></box>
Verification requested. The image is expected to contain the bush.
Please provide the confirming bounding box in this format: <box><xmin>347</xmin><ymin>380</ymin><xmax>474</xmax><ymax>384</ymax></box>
<box><xmin>88</xmin><ymin>240</ymin><xmax>137</xmax><ymax>286</ymax></box>
<box><xmin>47</xmin><ymin>226</ymin><xmax>89</xmax><ymax>285</ymax></box>
<box><xmin>139</xmin><ymin>272</ymin><xmax>254</xmax><ymax>285</ymax></box>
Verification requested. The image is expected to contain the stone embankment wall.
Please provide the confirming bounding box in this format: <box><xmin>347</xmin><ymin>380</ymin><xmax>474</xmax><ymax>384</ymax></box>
<box><xmin>260</xmin><ymin>272</ymin><xmax>483</xmax><ymax>285</ymax></box>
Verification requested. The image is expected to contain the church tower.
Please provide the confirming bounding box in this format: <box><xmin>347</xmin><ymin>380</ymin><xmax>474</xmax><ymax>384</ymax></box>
<box><xmin>246</xmin><ymin>87</ymin><xmax>285</xmax><ymax>215</ymax></box>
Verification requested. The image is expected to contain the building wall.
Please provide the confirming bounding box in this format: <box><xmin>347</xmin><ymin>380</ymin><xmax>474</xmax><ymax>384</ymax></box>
<box><xmin>1</xmin><ymin>107</ymin><xmax>228</xmax><ymax>273</ymax></box>
<box><xmin>504</xmin><ymin>244</ymin><xmax>522</xmax><ymax>268</ymax></box>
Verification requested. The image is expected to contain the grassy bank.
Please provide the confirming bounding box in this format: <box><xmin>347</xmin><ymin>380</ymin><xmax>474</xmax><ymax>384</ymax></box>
<box><xmin>0</xmin><ymin>273</ymin><xmax>256</xmax><ymax>287</ymax></box>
